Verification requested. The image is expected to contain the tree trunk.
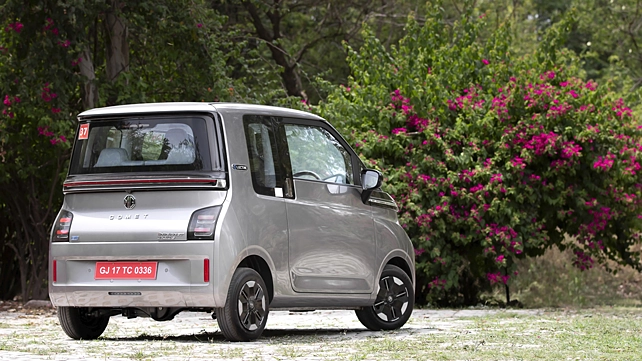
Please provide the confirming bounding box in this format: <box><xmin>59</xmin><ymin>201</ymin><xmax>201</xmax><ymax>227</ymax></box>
<box><xmin>104</xmin><ymin>0</ymin><xmax>129</xmax><ymax>105</ymax></box>
<box><xmin>79</xmin><ymin>47</ymin><xmax>98</xmax><ymax>109</ymax></box>
<box><xmin>242</xmin><ymin>0</ymin><xmax>306</xmax><ymax>99</ymax></box>
<box><xmin>0</xmin><ymin>210</ymin><xmax>21</xmax><ymax>300</ymax></box>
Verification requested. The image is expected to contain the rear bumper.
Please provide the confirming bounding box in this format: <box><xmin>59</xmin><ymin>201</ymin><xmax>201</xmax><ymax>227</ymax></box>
<box><xmin>49</xmin><ymin>241</ymin><xmax>219</xmax><ymax>308</ymax></box>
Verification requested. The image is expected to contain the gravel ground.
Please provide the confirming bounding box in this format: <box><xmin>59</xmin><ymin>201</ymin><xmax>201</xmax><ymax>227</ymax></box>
<box><xmin>0</xmin><ymin>302</ymin><xmax>542</xmax><ymax>361</ymax></box>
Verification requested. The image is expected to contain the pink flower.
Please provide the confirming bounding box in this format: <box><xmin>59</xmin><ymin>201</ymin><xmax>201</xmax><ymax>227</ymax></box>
<box><xmin>58</xmin><ymin>40</ymin><xmax>70</xmax><ymax>48</ymax></box>
<box><xmin>6</xmin><ymin>22</ymin><xmax>24</xmax><ymax>33</ymax></box>
<box><xmin>51</xmin><ymin>28</ymin><xmax>59</xmax><ymax>35</ymax></box>
<box><xmin>490</xmin><ymin>173</ymin><xmax>502</xmax><ymax>183</ymax></box>
<box><xmin>487</xmin><ymin>272</ymin><xmax>508</xmax><ymax>284</ymax></box>
<box><xmin>495</xmin><ymin>255</ymin><xmax>505</xmax><ymax>263</ymax></box>
<box><xmin>511</xmin><ymin>156</ymin><xmax>526</xmax><ymax>169</ymax></box>
<box><xmin>470</xmin><ymin>184</ymin><xmax>484</xmax><ymax>193</ymax></box>
<box><xmin>59</xmin><ymin>135</ymin><xmax>67</xmax><ymax>143</ymax></box>
<box><xmin>51</xmin><ymin>107</ymin><xmax>61</xmax><ymax>114</ymax></box>
<box><xmin>71</xmin><ymin>57</ymin><xmax>82</xmax><ymax>66</ymax></box>
<box><xmin>3</xmin><ymin>95</ymin><xmax>11</xmax><ymax>106</ymax></box>
<box><xmin>482</xmin><ymin>59</ymin><xmax>489</xmax><ymax>65</ymax></box>
<box><xmin>44</xmin><ymin>18</ymin><xmax>54</xmax><ymax>30</ymax></box>
<box><xmin>561</xmin><ymin>141</ymin><xmax>582</xmax><ymax>158</ymax></box>
<box><xmin>392</xmin><ymin>128</ymin><xmax>407</xmax><ymax>135</ymax></box>
<box><xmin>197</xmin><ymin>23</ymin><xmax>203</xmax><ymax>28</ymax></box>
<box><xmin>593</xmin><ymin>153</ymin><xmax>615</xmax><ymax>171</ymax></box>
<box><xmin>414</xmin><ymin>248</ymin><xmax>425</xmax><ymax>256</ymax></box>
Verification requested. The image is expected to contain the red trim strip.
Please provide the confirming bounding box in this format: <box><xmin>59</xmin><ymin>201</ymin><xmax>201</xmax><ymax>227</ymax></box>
<box><xmin>64</xmin><ymin>178</ymin><xmax>218</xmax><ymax>187</ymax></box>
<box><xmin>204</xmin><ymin>258</ymin><xmax>210</xmax><ymax>283</ymax></box>
<box><xmin>53</xmin><ymin>260</ymin><xmax>57</xmax><ymax>283</ymax></box>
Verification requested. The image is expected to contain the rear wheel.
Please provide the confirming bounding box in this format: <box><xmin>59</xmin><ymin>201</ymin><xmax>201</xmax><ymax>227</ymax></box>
<box><xmin>58</xmin><ymin>307</ymin><xmax>110</xmax><ymax>340</ymax></box>
<box><xmin>356</xmin><ymin>264</ymin><xmax>414</xmax><ymax>331</ymax></box>
<box><xmin>216</xmin><ymin>267</ymin><xmax>269</xmax><ymax>341</ymax></box>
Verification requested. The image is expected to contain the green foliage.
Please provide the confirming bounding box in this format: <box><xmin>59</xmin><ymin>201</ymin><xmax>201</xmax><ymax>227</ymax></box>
<box><xmin>315</xmin><ymin>6</ymin><xmax>642</xmax><ymax>306</ymax></box>
<box><xmin>0</xmin><ymin>0</ymin><xmax>273</xmax><ymax>300</ymax></box>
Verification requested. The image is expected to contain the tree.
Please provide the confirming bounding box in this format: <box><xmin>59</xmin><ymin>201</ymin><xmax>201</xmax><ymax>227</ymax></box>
<box><xmin>0</xmin><ymin>0</ymin><xmax>258</xmax><ymax>301</ymax></box>
<box><xmin>315</xmin><ymin>6</ymin><xmax>642</xmax><ymax>306</ymax></box>
<box><xmin>214</xmin><ymin>0</ymin><xmax>412</xmax><ymax>102</ymax></box>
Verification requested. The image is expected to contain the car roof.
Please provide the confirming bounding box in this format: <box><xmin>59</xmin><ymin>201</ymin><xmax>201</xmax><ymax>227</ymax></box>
<box><xmin>78</xmin><ymin>102</ymin><xmax>324</xmax><ymax>122</ymax></box>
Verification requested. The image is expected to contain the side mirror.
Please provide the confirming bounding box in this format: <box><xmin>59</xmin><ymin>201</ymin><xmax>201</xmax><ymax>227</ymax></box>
<box><xmin>361</xmin><ymin>169</ymin><xmax>383</xmax><ymax>203</ymax></box>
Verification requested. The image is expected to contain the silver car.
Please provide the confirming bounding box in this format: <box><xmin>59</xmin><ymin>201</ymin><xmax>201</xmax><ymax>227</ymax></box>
<box><xmin>49</xmin><ymin>102</ymin><xmax>415</xmax><ymax>341</ymax></box>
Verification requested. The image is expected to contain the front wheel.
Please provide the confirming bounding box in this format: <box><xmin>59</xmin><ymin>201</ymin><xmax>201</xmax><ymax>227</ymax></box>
<box><xmin>216</xmin><ymin>267</ymin><xmax>269</xmax><ymax>341</ymax></box>
<box><xmin>356</xmin><ymin>264</ymin><xmax>414</xmax><ymax>331</ymax></box>
<box><xmin>58</xmin><ymin>307</ymin><xmax>110</xmax><ymax>340</ymax></box>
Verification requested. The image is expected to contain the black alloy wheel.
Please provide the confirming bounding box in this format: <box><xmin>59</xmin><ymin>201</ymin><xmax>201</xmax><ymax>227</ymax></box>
<box><xmin>216</xmin><ymin>267</ymin><xmax>269</xmax><ymax>341</ymax></box>
<box><xmin>356</xmin><ymin>264</ymin><xmax>414</xmax><ymax>331</ymax></box>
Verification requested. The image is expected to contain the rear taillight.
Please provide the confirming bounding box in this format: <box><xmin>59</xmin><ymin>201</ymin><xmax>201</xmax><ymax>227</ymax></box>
<box><xmin>52</xmin><ymin>260</ymin><xmax>57</xmax><ymax>283</ymax></box>
<box><xmin>187</xmin><ymin>207</ymin><xmax>221</xmax><ymax>240</ymax></box>
<box><xmin>53</xmin><ymin>210</ymin><xmax>73</xmax><ymax>242</ymax></box>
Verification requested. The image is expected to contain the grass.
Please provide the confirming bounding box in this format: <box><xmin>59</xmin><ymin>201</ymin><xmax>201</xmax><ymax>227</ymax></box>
<box><xmin>0</xmin><ymin>308</ymin><xmax>641</xmax><ymax>360</ymax></box>
<box><xmin>484</xmin><ymin>245</ymin><xmax>642</xmax><ymax>308</ymax></box>
<box><xmin>351</xmin><ymin>309</ymin><xmax>642</xmax><ymax>361</ymax></box>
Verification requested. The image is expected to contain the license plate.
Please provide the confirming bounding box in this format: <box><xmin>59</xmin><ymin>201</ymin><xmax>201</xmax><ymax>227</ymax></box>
<box><xmin>95</xmin><ymin>262</ymin><xmax>158</xmax><ymax>280</ymax></box>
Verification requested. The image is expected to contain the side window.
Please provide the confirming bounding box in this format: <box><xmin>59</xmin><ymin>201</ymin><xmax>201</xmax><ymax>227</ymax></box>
<box><xmin>284</xmin><ymin>124</ymin><xmax>353</xmax><ymax>184</ymax></box>
<box><xmin>243</xmin><ymin>116</ymin><xmax>283</xmax><ymax>197</ymax></box>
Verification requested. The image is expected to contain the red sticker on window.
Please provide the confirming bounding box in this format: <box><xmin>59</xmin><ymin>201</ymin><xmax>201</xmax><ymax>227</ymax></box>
<box><xmin>78</xmin><ymin>123</ymin><xmax>89</xmax><ymax>140</ymax></box>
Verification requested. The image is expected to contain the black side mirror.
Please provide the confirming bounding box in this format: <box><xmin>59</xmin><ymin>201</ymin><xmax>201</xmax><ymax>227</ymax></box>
<box><xmin>361</xmin><ymin>169</ymin><xmax>383</xmax><ymax>203</ymax></box>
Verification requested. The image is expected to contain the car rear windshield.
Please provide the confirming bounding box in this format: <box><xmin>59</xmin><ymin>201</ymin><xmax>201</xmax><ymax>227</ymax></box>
<box><xmin>68</xmin><ymin>115</ymin><xmax>214</xmax><ymax>175</ymax></box>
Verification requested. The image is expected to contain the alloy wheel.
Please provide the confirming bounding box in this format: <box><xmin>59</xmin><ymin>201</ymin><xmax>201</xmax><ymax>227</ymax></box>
<box><xmin>373</xmin><ymin>275</ymin><xmax>409</xmax><ymax>322</ymax></box>
<box><xmin>237</xmin><ymin>280</ymin><xmax>266</xmax><ymax>331</ymax></box>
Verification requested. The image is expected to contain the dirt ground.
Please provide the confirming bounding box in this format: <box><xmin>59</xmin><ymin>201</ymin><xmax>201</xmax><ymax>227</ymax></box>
<box><xmin>0</xmin><ymin>301</ymin><xmax>542</xmax><ymax>361</ymax></box>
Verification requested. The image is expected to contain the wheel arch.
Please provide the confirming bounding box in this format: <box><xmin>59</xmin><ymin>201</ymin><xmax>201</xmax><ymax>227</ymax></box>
<box><xmin>387</xmin><ymin>256</ymin><xmax>413</xmax><ymax>283</ymax></box>
<box><xmin>237</xmin><ymin>254</ymin><xmax>274</xmax><ymax>303</ymax></box>
<box><xmin>378</xmin><ymin>250</ymin><xmax>415</xmax><ymax>290</ymax></box>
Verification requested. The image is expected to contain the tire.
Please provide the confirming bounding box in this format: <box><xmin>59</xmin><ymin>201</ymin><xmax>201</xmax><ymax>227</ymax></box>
<box><xmin>57</xmin><ymin>307</ymin><xmax>110</xmax><ymax>340</ymax></box>
<box><xmin>216</xmin><ymin>268</ymin><xmax>269</xmax><ymax>341</ymax></box>
<box><xmin>356</xmin><ymin>264</ymin><xmax>414</xmax><ymax>331</ymax></box>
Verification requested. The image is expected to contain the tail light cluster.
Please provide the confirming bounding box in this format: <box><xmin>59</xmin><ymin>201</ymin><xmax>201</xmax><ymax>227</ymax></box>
<box><xmin>187</xmin><ymin>206</ymin><xmax>221</xmax><ymax>240</ymax></box>
<box><xmin>53</xmin><ymin>210</ymin><xmax>73</xmax><ymax>242</ymax></box>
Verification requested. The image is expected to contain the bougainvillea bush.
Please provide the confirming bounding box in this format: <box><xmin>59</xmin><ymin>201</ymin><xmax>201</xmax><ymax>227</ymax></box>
<box><xmin>315</xmin><ymin>10</ymin><xmax>642</xmax><ymax>305</ymax></box>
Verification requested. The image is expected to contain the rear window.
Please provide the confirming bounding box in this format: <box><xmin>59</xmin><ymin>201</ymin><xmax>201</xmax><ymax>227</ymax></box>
<box><xmin>69</xmin><ymin>116</ymin><xmax>213</xmax><ymax>175</ymax></box>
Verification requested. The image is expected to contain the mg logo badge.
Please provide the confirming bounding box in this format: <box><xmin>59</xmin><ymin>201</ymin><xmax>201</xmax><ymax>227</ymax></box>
<box><xmin>123</xmin><ymin>194</ymin><xmax>136</xmax><ymax>210</ymax></box>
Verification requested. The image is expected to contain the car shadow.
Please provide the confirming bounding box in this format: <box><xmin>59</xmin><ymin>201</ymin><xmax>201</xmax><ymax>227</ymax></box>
<box><xmin>101</xmin><ymin>327</ymin><xmax>400</xmax><ymax>343</ymax></box>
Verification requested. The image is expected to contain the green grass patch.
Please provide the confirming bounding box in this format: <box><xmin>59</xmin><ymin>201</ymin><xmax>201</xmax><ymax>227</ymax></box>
<box><xmin>354</xmin><ymin>308</ymin><xmax>642</xmax><ymax>360</ymax></box>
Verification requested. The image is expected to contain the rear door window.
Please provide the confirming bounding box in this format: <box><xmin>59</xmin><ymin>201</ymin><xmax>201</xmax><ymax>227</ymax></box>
<box><xmin>69</xmin><ymin>116</ymin><xmax>213</xmax><ymax>174</ymax></box>
<box><xmin>243</xmin><ymin>115</ymin><xmax>287</xmax><ymax>197</ymax></box>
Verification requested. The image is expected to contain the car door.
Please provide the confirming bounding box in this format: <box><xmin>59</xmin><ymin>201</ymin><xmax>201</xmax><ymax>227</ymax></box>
<box><xmin>282</xmin><ymin>119</ymin><xmax>376</xmax><ymax>294</ymax></box>
<box><xmin>240</xmin><ymin>115</ymin><xmax>290</xmax><ymax>279</ymax></box>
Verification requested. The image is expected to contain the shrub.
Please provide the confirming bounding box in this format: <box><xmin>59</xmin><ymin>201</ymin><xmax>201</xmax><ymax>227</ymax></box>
<box><xmin>315</xmin><ymin>8</ymin><xmax>642</xmax><ymax>306</ymax></box>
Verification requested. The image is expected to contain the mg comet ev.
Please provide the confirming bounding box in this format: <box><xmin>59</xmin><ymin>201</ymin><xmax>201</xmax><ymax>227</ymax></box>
<box><xmin>49</xmin><ymin>102</ymin><xmax>415</xmax><ymax>341</ymax></box>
